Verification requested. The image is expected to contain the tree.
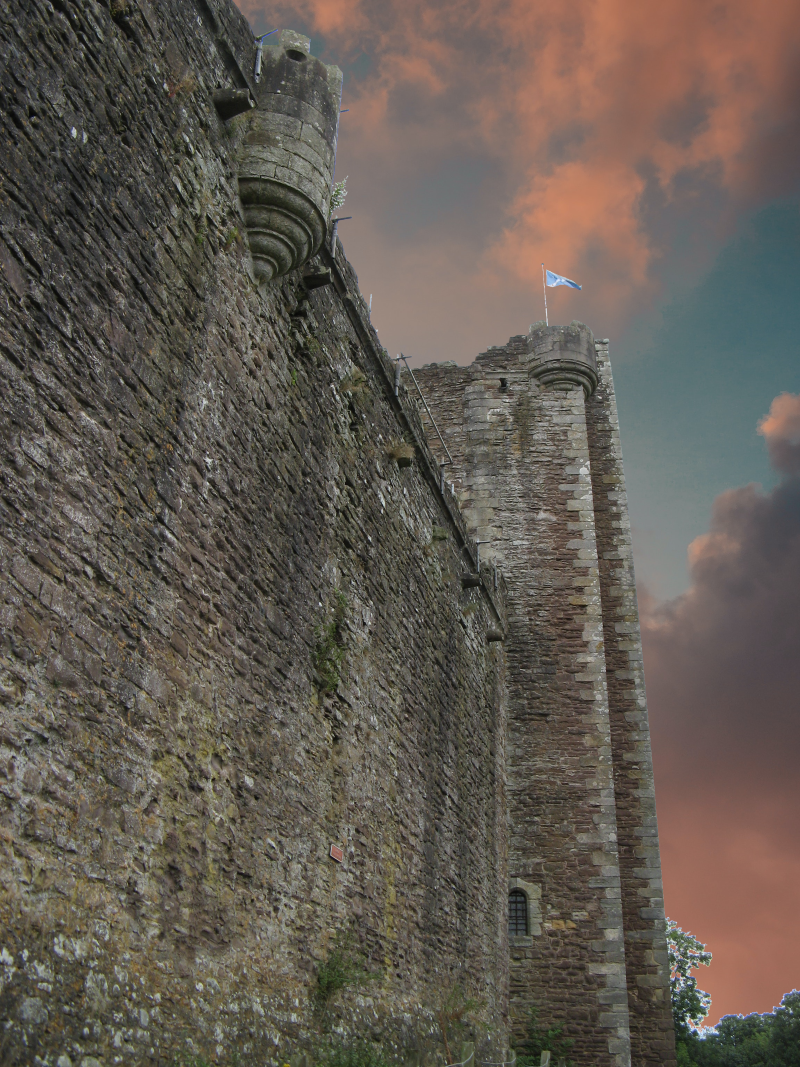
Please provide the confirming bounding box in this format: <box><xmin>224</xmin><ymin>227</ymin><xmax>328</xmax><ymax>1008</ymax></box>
<box><xmin>769</xmin><ymin>990</ymin><xmax>800</xmax><ymax>1067</ymax></box>
<box><xmin>667</xmin><ymin>918</ymin><xmax>713</xmax><ymax>1040</ymax></box>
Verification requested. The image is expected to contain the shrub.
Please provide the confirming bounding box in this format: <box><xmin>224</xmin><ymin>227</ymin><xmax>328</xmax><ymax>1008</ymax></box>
<box><xmin>514</xmin><ymin>1009</ymin><xmax>574</xmax><ymax>1067</ymax></box>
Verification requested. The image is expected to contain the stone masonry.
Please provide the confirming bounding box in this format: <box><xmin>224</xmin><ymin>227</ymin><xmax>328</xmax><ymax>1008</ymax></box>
<box><xmin>0</xmin><ymin>1</ymin><xmax>509</xmax><ymax>1063</ymax></box>
<box><xmin>586</xmin><ymin>343</ymin><xmax>676</xmax><ymax>1064</ymax></box>
<box><xmin>0</xmin><ymin>0</ymin><xmax>675</xmax><ymax>1065</ymax></box>
<box><xmin>415</xmin><ymin>327</ymin><xmax>676</xmax><ymax>1067</ymax></box>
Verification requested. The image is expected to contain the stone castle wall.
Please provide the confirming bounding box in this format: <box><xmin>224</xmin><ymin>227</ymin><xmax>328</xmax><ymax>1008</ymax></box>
<box><xmin>0</xmin><ymin>1</ymin><xmax>510</xmax><ymax>1063</ymax></box>
<box><xmin>0</xmin><ymin>1</ymin><xmax>677</xmax><ymax>1065</ymax></box>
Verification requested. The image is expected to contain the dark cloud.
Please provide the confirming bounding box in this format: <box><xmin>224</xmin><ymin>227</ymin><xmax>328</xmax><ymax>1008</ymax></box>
<box><xmin>642</xmin><ymin>405</ymin><xmax>800</xmax><ymax>1018</ymax></box>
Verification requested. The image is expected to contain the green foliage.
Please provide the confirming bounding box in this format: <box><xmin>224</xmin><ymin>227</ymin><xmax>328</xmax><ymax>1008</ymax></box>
<box><xmin>431</xmin><ymin>526</ymin><xmax>449</xmax><ymax>542</ymax></box>
<box><xmin>329</xmin><ymin>176</ymin><xmax>348</xmax><ymax>217</ymax></box>
<box><xmin>514</xmin><ymin>1009</ymin><xmax>574</xmax><ymax>1067</ymax></box>
<box><xmin>678</xmin><ymin>990</ymin><xmax>800</xmax><ymax>1067</ymax></box>
<box><xmin>668</xmin><ymin>918</ymin><xmax>799</xmax><ymax>1066</ymax></box>
<box><xmin>314</xmin><ymin>591</ymin><xmax>348</xmax><ymax>694</ymax></box>
<box><xmin>313</xmin><ymin>928</ymin><xmax>375</xmax><ymax>1021</ymax></box>
<box><xmin>667</xmin><ymin>918</ymin><xmax>713</xmax><ymax>1039</ymax></box>
<box><xmin>315</xmin><ymin>1039</ymin><xmax>392</xmax><ymax>1067</ymax></box>
<box><xmin>171</xmin><ymin>1054</ymin><xmax>241</xmax><ymax>1067</ymax></box>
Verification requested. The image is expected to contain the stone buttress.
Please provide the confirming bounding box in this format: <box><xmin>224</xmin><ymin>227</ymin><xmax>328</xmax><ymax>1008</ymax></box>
<box><xmin>585</xmin><ymin>342</ymin><xmax>677</xmax><ymax>1065</ymax></box>
<box><xmin>415</xmin><ymin>323</ymin><xmax>676</xmax><ymax>1067</ymax></box>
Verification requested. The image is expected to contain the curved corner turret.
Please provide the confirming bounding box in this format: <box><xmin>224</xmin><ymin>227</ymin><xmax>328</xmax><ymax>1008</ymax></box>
<box><xmin>238</xmin><ymin>30</ymin><xmax>343</xmax><ymax>282</ymax></box>
<box><xmin>527</xmin><ymin>320</ymin><xmax>598</xmax><ymax>397</ymax></box>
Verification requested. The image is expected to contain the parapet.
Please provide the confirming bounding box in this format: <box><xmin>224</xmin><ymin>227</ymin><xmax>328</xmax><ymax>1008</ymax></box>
<box><xmin>526</xmin><ymin>320</ymin><xmax>598</xmax><ymax>397</ymax></box>
<box><xmin>238</xmin><ymin>30</ymin><xmax>343</xmax><ymax>281</ymax></box>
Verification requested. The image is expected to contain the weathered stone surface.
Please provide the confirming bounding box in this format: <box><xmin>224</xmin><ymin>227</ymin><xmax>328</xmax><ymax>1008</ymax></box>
<box><xmin>586</xmin><ymin>343</ymin><xmax>677</xmax><ymax>1066</ymax></box>
<box><xmin>239</xmin><ymin>30</ymin><xmax>342</xmax><ymax>281</ymax></box>
<box><xmin>0</xmin><ymin>2</ymin><xmax>508</xmax><ymax>1063</ymax></box>
<box><xmin>415</xmin><ymin>330</ymin><xmax>675</xmax><ymax>1067</ymax></box>
<box><xmin>0</xmin><ymin>2</ymin><xmax>675</xmax><ymax>1065</ymax></box>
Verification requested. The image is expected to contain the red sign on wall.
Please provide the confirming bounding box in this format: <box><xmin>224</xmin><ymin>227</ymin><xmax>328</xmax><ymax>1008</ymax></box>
<box><xmin>329</xmin><ymin>844</ymin><xmax>344</xmax><ymax>863</ymax></box>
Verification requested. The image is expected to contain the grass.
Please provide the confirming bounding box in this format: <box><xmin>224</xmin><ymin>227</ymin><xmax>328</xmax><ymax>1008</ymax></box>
<box><xmin>314</xmin><ymin>591</ymin><xmax>347</xmax><ymax>694</ymax></box>
<box><xmin>316</xmin><ymin>1040</ymin><xmax>391</xmax><ymax>1067</ymax></box>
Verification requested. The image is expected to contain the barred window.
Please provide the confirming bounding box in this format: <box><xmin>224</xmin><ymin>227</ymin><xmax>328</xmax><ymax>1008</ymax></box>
<box><xmin>509</xmin><ymin>889</ymin><xmax>528</xmax><ymax>937</ymax></box>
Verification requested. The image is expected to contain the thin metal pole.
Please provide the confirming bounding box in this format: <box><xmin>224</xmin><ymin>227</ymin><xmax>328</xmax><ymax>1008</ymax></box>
<box><xmin>541</xmin><ymin>262</ymin><xmax>548</xmax><ymax>327</ymax></box>
<box><xmin>254</xmin><ymin>29</ymin><xmax>277</xmax><ymax>82</ymax></box>
<box><xmin>474</xmin><ymin>538</ymin><xmax>489</xmax><ymax>571</ymax></box>
<box><xmin>399</xmin><ymin>354</ymin><xmax>453</xmax><ymax>465</ymax></box>
<box><xmin>329</xmin><ymin>216</ymin><xmax>352</xmax><ymax>252</ymax></box>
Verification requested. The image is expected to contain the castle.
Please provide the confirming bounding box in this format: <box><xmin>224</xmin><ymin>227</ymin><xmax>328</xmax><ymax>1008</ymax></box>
<box><xmin>0</xmin><ymin>2</ymin><xmax>675</xmax><ymax>1065</ymax></box>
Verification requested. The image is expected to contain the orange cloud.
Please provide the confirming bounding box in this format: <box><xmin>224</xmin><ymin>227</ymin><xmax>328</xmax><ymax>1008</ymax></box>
<box><xmin>238</xmin><ymin>0</ymin><xmax>800</xmax><ymax>348</ymax></box>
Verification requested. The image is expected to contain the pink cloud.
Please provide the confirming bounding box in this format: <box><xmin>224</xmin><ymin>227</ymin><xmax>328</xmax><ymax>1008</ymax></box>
<box><xmin>758</xmin><ymin>392</ymin><xmax>800</xmax><ymax>474</ymax></box>
<box><xmin>239</xmin><ymin>0</ymin><xmax>800</xmax><ymax>344</ymax></box>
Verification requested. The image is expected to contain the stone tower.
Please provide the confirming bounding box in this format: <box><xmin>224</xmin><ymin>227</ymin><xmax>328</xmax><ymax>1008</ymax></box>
<box><xmin>415</xmin><ymin>323</ymin><xmax>677</xmax><ymax>1067</ymax></box>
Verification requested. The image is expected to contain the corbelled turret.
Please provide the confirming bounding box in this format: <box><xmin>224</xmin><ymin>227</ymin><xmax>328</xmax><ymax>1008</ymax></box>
<box><xmin>238</xmin><ymin>30</ymin><xmax>343</xmax><ymax>281</ymax></box>
<box><xmin>527</xmin><ymin>319</ymin><xmax>598</xmax><ymax>397</ymax></box>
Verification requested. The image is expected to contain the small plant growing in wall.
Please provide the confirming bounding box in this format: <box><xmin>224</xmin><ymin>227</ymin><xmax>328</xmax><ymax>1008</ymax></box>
<box><xmin>435</xmin><ymin>983</ymin><xmax>484</xmax><ymax>1065</ymax></box>
<box><xmin>313</xmin><ymin>927</ymin><xmax>378</xmax><ymax>1024</ymax></box>
<box><xmin>224</xmin><ymin>227</ymin><xmax>243</xmax><ymax>249</ymax></box>
<box><xmin>342</xmin><ymin>367</ymin><xmax>372</xmax><ymax>413</ymax></box>
<box><xmin>329</xmin><ymin>176</ymin><xmax>348</xmax><ymax>217</ymax></box>
<box><xmin>315</xmin><ymin>1040</ymin><xmax>392</xmax><ymax>1067</ymax></box>
<box><xmin>514</xmin><ymin>1009</ymin><xmax>574</xmax><ymax>1067</ymax></box>
<box><xmin>385</xmin><ymin>440</ymin><xmax>415</xmax><ymax>467</ymax></box>
<box><xmin>314</xmin><ymin>591</ymin><xmax>348</xmax><ymax>694</ymax></box>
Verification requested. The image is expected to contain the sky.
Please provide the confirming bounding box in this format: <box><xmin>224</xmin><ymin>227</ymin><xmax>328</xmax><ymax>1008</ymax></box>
<box><xmin>239</xmin><ymin>0</ymin><xmax>800</xmax><ymax>1024</ymax></box>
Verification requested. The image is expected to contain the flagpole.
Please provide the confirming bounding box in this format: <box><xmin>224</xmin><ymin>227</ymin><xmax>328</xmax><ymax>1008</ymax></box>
<box><xmin>541</xmin><ymin>263</ymin><xmax>548</xmax><ymax>326</ymax></box>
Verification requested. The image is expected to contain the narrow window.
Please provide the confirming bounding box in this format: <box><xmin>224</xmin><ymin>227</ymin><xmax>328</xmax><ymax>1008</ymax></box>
<box><xmin>509</xmin><ymin>888</ymin><xmax>528</xmax><ymax>936</ymax></box>
<box><xmin>499</xmin><ymin>378</ymin><xmax>508</xmax><ymax>391</ymax></box>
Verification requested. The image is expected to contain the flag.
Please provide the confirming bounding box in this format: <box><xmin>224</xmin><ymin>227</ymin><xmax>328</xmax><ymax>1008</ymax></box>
<box><xmin>545</xmin><ymin>269</ymin><xmax>581</xmax><ymax>290</ymax></box>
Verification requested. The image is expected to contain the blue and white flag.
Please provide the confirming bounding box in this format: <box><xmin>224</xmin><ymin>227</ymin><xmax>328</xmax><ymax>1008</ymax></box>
<box><xmin>546</xmin><ymin>269</ymin><xmax>581</xmax><ymax>290</ymax></box>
